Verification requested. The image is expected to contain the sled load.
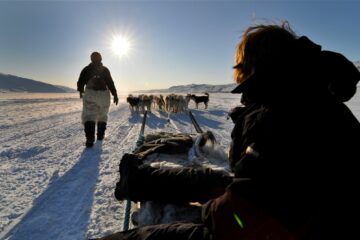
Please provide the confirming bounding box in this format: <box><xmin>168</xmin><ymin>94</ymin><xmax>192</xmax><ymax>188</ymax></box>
<box><xmin>115</xmin><ymin>111</ymin><xmax>232</xmax><ymax>230</ymax></box>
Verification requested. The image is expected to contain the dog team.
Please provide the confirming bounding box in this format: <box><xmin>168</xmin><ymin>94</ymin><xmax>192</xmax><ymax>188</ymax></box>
<box><xmin>126</xmin><ymin>93</ymin><xmax>209</xmax><ymax>113</ymax></box>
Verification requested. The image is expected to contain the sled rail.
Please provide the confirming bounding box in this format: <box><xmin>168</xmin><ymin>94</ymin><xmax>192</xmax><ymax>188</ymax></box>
<box><xmin>188</xmin><ymin>110</ymin><xmax>203</xmax><ymax>134</ymax></box>
<box><xmin>123</xmin><ymin>110</ymin><xmax>148</xmax><ymax>231</ymax></box>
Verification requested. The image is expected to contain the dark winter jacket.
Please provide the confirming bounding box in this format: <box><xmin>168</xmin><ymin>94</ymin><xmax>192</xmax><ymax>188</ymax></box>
<box><xmin>203</xmin><ymin>37</ymin><xmax>360</xmax><ymax>239</ymax></box>
<box><xmin>77</xmin><ymin>63</ymin><xmax>117</xmax><ymax>97</ymax></box>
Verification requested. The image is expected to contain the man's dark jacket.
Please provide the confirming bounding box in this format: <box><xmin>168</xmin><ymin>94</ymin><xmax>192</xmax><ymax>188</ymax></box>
<box><xmin>77</xmin><ymin>63</ymin><xmax>117</xmax><ymax>97</ymax></box>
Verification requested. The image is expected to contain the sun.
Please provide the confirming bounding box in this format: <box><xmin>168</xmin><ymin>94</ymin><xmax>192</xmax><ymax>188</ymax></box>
<box><xmin>111</xmin><ymin>35</ymin><xmax>131</xmax><ymax>58</ymax></box>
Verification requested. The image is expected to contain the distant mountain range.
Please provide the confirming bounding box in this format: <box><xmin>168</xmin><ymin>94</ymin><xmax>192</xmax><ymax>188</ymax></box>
<box><xmin>140</xmin><ymin>61</ymin><xmax>360</xmax><ymax>93</ymax></box>
<box><xmin>1</xmin><ymin>60</ymin><xmax>359</xmax><ymax>94</ymax></box>
<box><xmin>138</xmin><ymin>83</ymin><xmax>237</xmax><ymax>94</ymax></box>
<box><xmin>0</xmin><ymin>73</ymin><xmax>76</xmax><ymax>93</ymax></box>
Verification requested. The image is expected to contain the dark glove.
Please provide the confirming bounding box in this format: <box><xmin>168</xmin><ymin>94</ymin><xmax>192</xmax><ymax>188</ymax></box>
<box><xmin>114</xmin><ymin>95</ymin><xmax>119</xmax><ymax>105</ymax></box>
<box><xmin>79</xmin><ymin>92</ymin><xmax>83</xmax><ymax>99</ymax></box>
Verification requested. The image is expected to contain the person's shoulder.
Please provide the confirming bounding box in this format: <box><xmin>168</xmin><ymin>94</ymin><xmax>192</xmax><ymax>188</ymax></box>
<box><xmin>332</xmin><ymin>100</ymin><xmax>359</xmax><ymax>122</ymax></box>
<box><xmin>102</xmin><ymin>66</ymin><xmax>111</xmax><ymax>72</ymax></box>
<box><xmin>102</xmin><ymin>66</ymin><xmax>113</xmax><ymax>76</ymax></box>
<box><xmin>81</xmin><ymin>64</ymin><xmax>92</xmax><ymax>72</ymax></box>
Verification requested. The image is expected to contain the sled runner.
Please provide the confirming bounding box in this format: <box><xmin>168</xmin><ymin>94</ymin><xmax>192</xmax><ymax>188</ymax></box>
<box><xmin>122</xmin><ymin>110</ymin><xmax>148</xmax><ymax>231</ymax></box>
<box><xmin>118</xmin><ymin>110</ymin><xmax>231</xmax><ymax>231</ymax></box>
<box><xmin>188</xmin><ymin>110</ymin><xmax>204</xmax><ymax>134</ymax></box>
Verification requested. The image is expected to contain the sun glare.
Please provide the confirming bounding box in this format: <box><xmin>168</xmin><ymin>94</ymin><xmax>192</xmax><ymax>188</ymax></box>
<box><xmin>111</xmin><ymin>35</ymin><xmax>131</xmax><ymax>58</ymax></box>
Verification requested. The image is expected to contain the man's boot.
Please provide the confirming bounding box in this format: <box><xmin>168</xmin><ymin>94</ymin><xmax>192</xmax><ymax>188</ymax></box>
<box><xmin>97</xmin><ymin>122</ymin><xmax>107</xmax><ymax>140</ymax></box>
<box><xmin>84</xmin><ymin>121</ymin><xmax>95</xmax><ymax>148</ymax></box>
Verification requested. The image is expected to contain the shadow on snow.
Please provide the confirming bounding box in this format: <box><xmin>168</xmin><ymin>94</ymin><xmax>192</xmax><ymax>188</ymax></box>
<box><xmin>145</xmin><ymin>112</ymin><xmax>170</xmax><ymax>130</ymax></box>
<box><xmin>188</xmin><ymin>109</ymin><xmax>225</xmax><ymax>131</ymax></box>
<box><xmin>8</xmin><ymin>142</ymin><xmax>103</xmax><ymax>240</ymax></box>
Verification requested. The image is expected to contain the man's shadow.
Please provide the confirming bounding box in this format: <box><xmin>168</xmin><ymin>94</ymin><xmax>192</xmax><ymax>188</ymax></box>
<box><xmin>128</xmin><ymin>112</ymin><xmax>142</xmax><ymax>124</ymax></box>
<box><xmin>8</xmin><ymin>142</ymin><xmax>103</xmax><ymax>240</ymax></box>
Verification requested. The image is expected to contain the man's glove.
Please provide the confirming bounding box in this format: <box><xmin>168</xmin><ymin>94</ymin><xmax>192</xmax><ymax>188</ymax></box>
<box><xmin>79</xmin><ymin>92</ymin><xmax>83</xmax><ymax>99</ymax></box>
<box><xmin>114</xmin><ymin>95</ymin><xmax>119</xmax><ymax>105</ymax></box>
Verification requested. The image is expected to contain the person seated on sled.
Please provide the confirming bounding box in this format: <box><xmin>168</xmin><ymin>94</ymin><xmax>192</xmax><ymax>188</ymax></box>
<box><xmin>94</xmin><ymin>21</ymin><xmax>360</xmax><ymax>240</ymax></box>
<box><xmin>204</xmin><ymin>21</ymin><xmax>360</xmax><ymax>240</ymax></box>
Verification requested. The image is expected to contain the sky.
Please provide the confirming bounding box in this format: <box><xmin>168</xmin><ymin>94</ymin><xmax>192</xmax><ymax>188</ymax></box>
<box><xmin>0</xmin><ymin>0</ymin><xmax>359</xmax><ymax>92</ymax></box>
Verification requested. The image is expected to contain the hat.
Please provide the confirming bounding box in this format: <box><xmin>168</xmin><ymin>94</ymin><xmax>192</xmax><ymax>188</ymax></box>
<box><xmin>91</xmin><ymin>51</ymin><xmax>101</xmax><ymax>58</ymax></box>
<box><xmin>90</xmin><ymin>52</ymin><xmax>102</xmax><ymax>63</ymax></box>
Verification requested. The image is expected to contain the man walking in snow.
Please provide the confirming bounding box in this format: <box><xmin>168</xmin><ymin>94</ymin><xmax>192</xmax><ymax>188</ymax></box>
<box><xmin>77</xmin><ymin>52</ymin><xmax>119</xmax><ymax>148</ymax></box>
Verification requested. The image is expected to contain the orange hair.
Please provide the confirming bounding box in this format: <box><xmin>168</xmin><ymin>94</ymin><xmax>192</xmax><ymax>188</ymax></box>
<box><xmin>233</xmin><ymin>21</ymin><xmax>297</xmax><ymax>84</ymax></box>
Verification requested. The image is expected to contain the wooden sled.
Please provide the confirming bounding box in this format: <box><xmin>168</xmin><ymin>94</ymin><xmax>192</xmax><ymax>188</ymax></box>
<box><xmin>119</xmin><ymin>110</ymin><xmax>231</xmax><ymax>231</ymax></box>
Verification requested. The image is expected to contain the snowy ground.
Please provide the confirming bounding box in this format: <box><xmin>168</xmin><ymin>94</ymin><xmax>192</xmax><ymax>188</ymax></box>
<box><xmin>0</xmin><ymin>91</ymin><xmax>359</xmax><ymax>240</ymax></box>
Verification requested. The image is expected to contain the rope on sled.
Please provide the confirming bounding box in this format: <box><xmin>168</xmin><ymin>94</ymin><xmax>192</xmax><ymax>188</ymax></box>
<box><xmin>123</xmin><ymin>111</ymin><xmax>148</xmax><ymax>231</ymax></box>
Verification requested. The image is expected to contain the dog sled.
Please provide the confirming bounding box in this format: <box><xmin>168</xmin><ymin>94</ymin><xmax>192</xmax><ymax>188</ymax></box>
<box><xmin>115</xmin><ymin>110</ymin><xmax>232</xmax><ymax>231</ymax></box>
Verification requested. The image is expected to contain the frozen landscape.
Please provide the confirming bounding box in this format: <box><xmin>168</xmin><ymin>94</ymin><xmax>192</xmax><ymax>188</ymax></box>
<box><xmin>1</xmin><ymin>90</ymin><xmax>359</xmax><ymax>240</ymax></box>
